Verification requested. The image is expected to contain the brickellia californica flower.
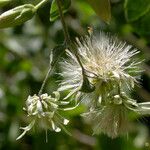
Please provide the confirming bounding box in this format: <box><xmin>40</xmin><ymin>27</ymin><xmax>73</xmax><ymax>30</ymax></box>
<box><xmin>16</xmin><ymin>92</ymin><xmax>70</xmax><ymax>140</ymax></box>
<box><xmin>58</xmin><ymin>31</ymin><xmax>150</xmax><ymax>138</ymax></box>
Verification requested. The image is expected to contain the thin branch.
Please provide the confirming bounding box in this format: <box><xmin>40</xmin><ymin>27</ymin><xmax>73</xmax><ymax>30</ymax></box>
<box><xmin>56</xmin><ymin>0</ymin><xmax>70</xmax><ymax>45</ymax></box>
<box><xmin>38</xmin><ymin>65</ymin><xmax>52</xmax><ymax>96</ymax></box>
<box><xmin>56</xmin><ymin>0</ymin><xmax>86</xmax><ymax>75</ymax></box>
<box><xmin>38</xmin><ymin>0</ymin><xmax>89</xmax><ymax>95</ymax></box>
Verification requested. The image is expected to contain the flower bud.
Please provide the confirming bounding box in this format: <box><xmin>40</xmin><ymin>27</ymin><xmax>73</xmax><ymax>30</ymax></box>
<box><xmin>0</xmin><ymin>4</ymin><xmax>36</xmax><ymax>28</ymax></box>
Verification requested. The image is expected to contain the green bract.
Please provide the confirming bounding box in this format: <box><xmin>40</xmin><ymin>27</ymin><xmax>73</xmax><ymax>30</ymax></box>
<box><xmin>0</xmin><ymin>4</ymin><xmax>36</xmax><ymax>28</ymax></box>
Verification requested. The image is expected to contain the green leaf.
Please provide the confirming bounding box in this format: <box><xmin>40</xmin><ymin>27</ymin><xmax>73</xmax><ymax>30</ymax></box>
<box><xmin>50</xmin><ymin>0</ymin><xmax>71</xmax><ymax>22</ymax></box>
<box><xmin>132</xmin><ymin>10</ymin><xmax>150</xmax><ymax>35</ymax></box>
<box><xmin>85</xmin><ymin>0</ymin><xmax>111</xmax><ymax>23</ymax></box>
<box><xmin>124</xmin><ymin>0</ymin><xmax>150</xmax><ymax>22</ymax></box>
<box><xmin>0</xmin><ymin>0</ymin><xmax>12</xmax><ymax>7</ymax></box>
<box><xmin>0</xmin><ymin>4</ymin><xmax>36</xmax><ymax>28</ymax></box>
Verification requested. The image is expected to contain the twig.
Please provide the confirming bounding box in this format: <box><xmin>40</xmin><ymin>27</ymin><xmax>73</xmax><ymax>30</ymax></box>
<box><xmin>56</xmin><ymin>0</ymin><xmax>70</xmax><ymax>45</ymax></box>
<box><xmin>38</xmin><ymin>65</ymin><xmax>52</xmax><ymax>96</ymax></box>
<box><xmin>56</xmin><ymin>0</ymin><xmax>86</xmax><ymax>75</ymax></box>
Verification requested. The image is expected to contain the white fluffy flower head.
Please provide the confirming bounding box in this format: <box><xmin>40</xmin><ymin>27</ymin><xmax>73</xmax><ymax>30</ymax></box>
<box><xmin>59</xmin><ymin>31</ymin><xmax>143</xmax><ymax>138</ymax></box>
<box><xmin>59</xmin><ymin>32</ymin><xmax>141</xmax><ymax>100</ymax></box>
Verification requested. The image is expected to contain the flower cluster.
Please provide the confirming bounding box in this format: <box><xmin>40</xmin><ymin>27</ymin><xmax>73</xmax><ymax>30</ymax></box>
<box><xmin>58</xmin><ymin>32</ymin><xmax>149</xmax><ymax>138</ymax></box>
<box><xmin>17</xmin><ymin>31</ymin><xmax>150</xmax><ymax>140</ymax></box>
<box><xmin>17</xmin><ymin>92</ymin><xmax>69</xmax><ymax>140</ymax></box>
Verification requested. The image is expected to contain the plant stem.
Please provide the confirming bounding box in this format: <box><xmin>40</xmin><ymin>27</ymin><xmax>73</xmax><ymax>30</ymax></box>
<box><xmin>56</xmin><ymin>0</ymin><xmax>85</xmax><ymax>75</ymax></box>
<box><xmin>35</xmin><ymin>0</ymin><xmax>48</xmax><ymax>10</ymax></box>
<box><xmin>38</xmin><ymin>65</ymin><xmax>52</xmax><ymax>96</ymax></box>
<box><xmin>56</xmin><ymin>0</ymin><xmax>70</xmax><ymax>45</ymax></box>
<box><xmin>37</xmin><ymin>0</ymin><xmax>68</xmax><ymax>96</ymax></box>
<box><xmin>38</xmin><ymin>0</ymin><xmax>87</xmax><ymax>95</ymax></box>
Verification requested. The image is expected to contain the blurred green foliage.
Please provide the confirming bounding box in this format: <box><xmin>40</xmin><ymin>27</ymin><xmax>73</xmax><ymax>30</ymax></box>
<box><xmin>0</xmin><ymin>0</ymin><xmax>150</xmax><ymax>150</ymax></box>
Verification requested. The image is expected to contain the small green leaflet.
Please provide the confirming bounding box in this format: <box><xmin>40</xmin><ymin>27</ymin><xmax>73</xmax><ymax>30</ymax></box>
<box><xmin>124</xmin><ymin>0</ymin><xmax>150</xmax><ymax>22</ymax></box>
<box><xmin>85</xmin><ymin>0</ymin><xmax>111</xmax><ymax>24</ymax></box>
<box><xmin>50</xmin><ymin>0</ymin><xmax>71</xmax><ymax>22</ymax></box>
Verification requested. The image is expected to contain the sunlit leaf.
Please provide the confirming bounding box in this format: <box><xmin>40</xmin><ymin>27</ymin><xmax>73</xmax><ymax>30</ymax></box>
<box><xmin>85</xmin><ymin>0</ymin><xmax>111</xmax><ymax>23</ymax></box>
<box><xmin>0</xmin><ymin>0</ymin><xmax>12</xmax><ymax>7</ymax></box>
